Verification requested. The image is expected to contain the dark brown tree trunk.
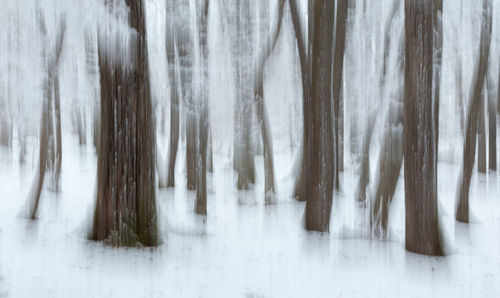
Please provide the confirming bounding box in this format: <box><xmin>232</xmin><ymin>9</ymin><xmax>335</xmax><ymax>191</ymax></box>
<box><xmin>91</xmin><ymin>0</ymin><xmax>158</xmax><ymax>246</ymax></box>
<box><xmin>487</xmin><ymin>73</ymin><xmax>496</xmax><ymax>171</ymax></box>
<box><xmin>195</xmin><ymin>0</ymin><xmax>210</xmax><ymax>215</ymax></box>
<box><xmin>456</xmin><ymin>0</ymin><xmax>492</xmax><ymax>223</ymax></box>
<box><xmin>304</xmin><ymin>0</ymin><xmax>335</xmax><ymax>232</ymax></box>
<box><xmin>404</xmin><ymin>0</ymin><xmax>443</xmax><ymax>256</ymax></box>
<box><xmin>332</xmin><ymin>0</ymin><xmax>348</xmax><ymax>191</ymax></box>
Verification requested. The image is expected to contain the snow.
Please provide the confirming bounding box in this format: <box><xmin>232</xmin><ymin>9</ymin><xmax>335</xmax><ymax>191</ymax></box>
<box><xmin>1</xmin><ymin>132</ymin><xmax>500</xmax><ymax>298</ymax></box>
<box><xmin>2</xmin><ymin>0</ymin><xmax>500</xmax><ymax>297</ymax></box>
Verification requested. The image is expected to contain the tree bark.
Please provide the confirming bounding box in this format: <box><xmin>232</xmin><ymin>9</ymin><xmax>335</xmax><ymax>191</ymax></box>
<box><xmin>404</xmin><ymin>0</ymin><xmax>443</xmax><ymax>256</ymax></box>
<box><xmin>356</xmin><ymin>0</ymin><xmax>400</xmax><ymax>203</ymax></box>
<box><xmin>478</xmin><ymin>88</ymin><xmax>487</xmax><ymax>173</ymax></box>
<box><xmin>304</xmin><ymin>0</ymin><xmax>335</xmax><ymax>232</ymax></box>
<box><xmin>487</xmin><ymin>73</ymin><xmax>496</xmax><ymax>171</ymax></box>
<box><xmin>289</xmin><ymin>0</ymin><xmax>311</xmax><ymax>202</ymax></box>
<box><xmin>456</xmin><ymin>0</ymin><xmax>492</xmax><ymax>223</ymax></box>
<box><xmin>253</xmin><ymin>0</ymin><xmax>285</xmax><ymax>204</ymax></box>
<box><xmin>92</xmin><ymin>0</ymin><xmax>159</xmax><ymax>246</ymax></box>
<box><xmin>332</xmin><ymin>0</ymin><xmax>348</xmax><ymax>190</ymax></box>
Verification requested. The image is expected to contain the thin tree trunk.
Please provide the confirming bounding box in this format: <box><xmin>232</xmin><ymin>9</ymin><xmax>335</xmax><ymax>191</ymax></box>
<box><xmin>166</xmin><ymin>51</ymin><xmax>180</xmax><ymax>188</ymax></box>
<box><xmin>253</xmin><ymin>0</ymin><xmax>285</xmax><ymax>204</ymax></box>
<box><xmin>195</xmin><ymin>0</ymin><xmax>210</xmax><ymax>215</ymax></box>
<box><xmin>332</xmin><ymin>0</ymin><xmax>348</xmax><ymax>191</ymax></box>
<box><xmin>54</xmin><ymin>73</ymin><xmax>62</xmax><ymax>190</ymax></box>
<box><xmin>355</xmin><ymin>0</ymin><xmax>400</xmax><ymax>203</ymax></box>
<box><xmin>478</xmin><ymin>88</ymin><xmax>487</xmax><ymax>173</ymax></box>
<box><xmin>456</xmin><ymin>0</ymin><xmax>492</xmax><ymax>223</ymax></box>
<box><xmin>404</xmin><ymin>0</ymin><xmax>443</xmax><ymax>256</ymax></box>
<box><xmin>289</xmin><ymin>0</ymin><xmax>311</xmax><ymax>202</ymax></box>
<box><xmin>28</xmin><ymin>87</ymin><xmax>50</xmax><ymax>220</ymax></box>
<box><xmin>487</xmin><ymin>73</ymin><xmax>496</xmax><ymax>171</ymax></box>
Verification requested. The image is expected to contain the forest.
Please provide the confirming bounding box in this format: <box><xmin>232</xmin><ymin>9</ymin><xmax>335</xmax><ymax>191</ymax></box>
<box><xmin>0</xmin><ymin>0</ymin><xmax>499</xmax><ymax>297</ymax></box>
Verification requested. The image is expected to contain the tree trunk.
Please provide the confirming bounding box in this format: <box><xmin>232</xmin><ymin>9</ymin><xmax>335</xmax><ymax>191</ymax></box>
<box><xmin>404</xmin><ymin>0</ymin><xmax>443</xmax><ymax>256</ymax></box>
<box><xmin>92</xmin><ymin>0</ymin><xmax>159</xmax><ymax>246</ymax></box>
<box><xmin>456</xmin><ymin>0</ymin><xmax>492</xmax><ymax>223</ymax></box>
<box><xmin>289</xmin><ymin>0</ymin><xmax>311</xmax><ymax>202</ymax></box>
<box><xmin>487</xmin><ymin>73</ymin><xmax>496</xmax><ymax>171</ymax></box>
<box><xmin>478</xmin><ymin>89</ymin><xmax>487</xmax><ymax>173</ymax></box>
<box><xmin>195</xmin><ymin>0</ymin><xmax>210</xmax><ymax>215</ymax></box>
<box><xmin>433</xmin><ymin>0</ymin><xmax>443</xmax><ymax>164</ymax></box>
<box><xmin>332</xmin><ymin>0</ymin><xmax>348</xmax><ymax>191</ymax></box>
<box><xmin>28</xmin><ymin>86</ymin><xmax>50</xmax><ymax>220</ymax></box>
<box><xmin>304</xmin><ymin>0</ymin><xmax>335</xmax><ymax>232</ymax></box>
<box><xmin>53</xmin><ymin>73</ymin><xmax>62</xmax><ymax>190</ymax></box>
<box><xmin>166</xmin><ymin>52</ymin><xmax>180</xmax><ymax>188</ymax></box>
<box><xmin>253</xmin><ymin>0</ymin><xmax>285</xmax><ymax>204</ymax></box>
<box><xmin>355</xmin><ymin>0</ymin><xmax>401</xmax><ymax>204</ymax></box>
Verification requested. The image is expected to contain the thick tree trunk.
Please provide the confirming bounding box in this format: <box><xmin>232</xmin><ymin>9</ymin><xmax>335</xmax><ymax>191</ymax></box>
<box><xmin>456</xmin><ymin>0</ymin><xmax>492</xmax><ymax>224</ymax></box>
<box><xmin>332</xmin><ymin>0</ymin><xmax>348</xmax><ymax>191</ymax></box>
<box><xmin>404</xmin><ymin>0</ymin><xmax>443</xmax><ymax>256</ymax></box>
<box><xmin>92</xmin><ymin>0</ymin><xmax>158</xmax><ymax>246</ymax></box>
<box><xmin>304</xmin><ymin>0</ymin><xmax>335</xmax><ymax>232</ymax></box>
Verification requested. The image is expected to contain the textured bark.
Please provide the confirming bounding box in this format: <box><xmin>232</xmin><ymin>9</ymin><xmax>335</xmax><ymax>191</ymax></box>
<box><xmin>404</xmin><ymin>0</ymin><xmax>443</xmax><ymax>256</ymax></box>
<box><xmin>456</xmin><ymin>0</ymin><xmax>492</xmax><ymax>224</ymax></box>
<box><xmin>304</xmin><ymin>0</ymin><xmax>335</xmax><ymax>232</ymax></box>
<box><xmin>92</xmin><ymin>0</ymin><xmax>158</xmax><ymax>246</ymax></box>
<box><xmin>332</xmin><ymin>0</ymin><xmax>348</xmax><ymax>190</ymax></box>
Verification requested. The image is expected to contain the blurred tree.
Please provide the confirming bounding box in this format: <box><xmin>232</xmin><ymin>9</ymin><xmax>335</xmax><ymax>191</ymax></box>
<box><xmin>91</xmin><ymin>0</ymin><xmax>159</xmax><ymax>246</ymax></box>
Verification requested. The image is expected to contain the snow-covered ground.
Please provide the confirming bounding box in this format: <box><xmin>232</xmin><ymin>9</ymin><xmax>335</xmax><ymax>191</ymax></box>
<box><xmin>1</xmin><ymin>132</ymin><xmax>500</xmax><ymax>298</ymax></box>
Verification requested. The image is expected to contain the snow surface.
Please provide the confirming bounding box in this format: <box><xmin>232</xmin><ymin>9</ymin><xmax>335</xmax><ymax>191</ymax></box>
<box><xmin>1</xmin><ymin>132</ymin><xmax>500</xmax><ymax>298</ymax></box>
